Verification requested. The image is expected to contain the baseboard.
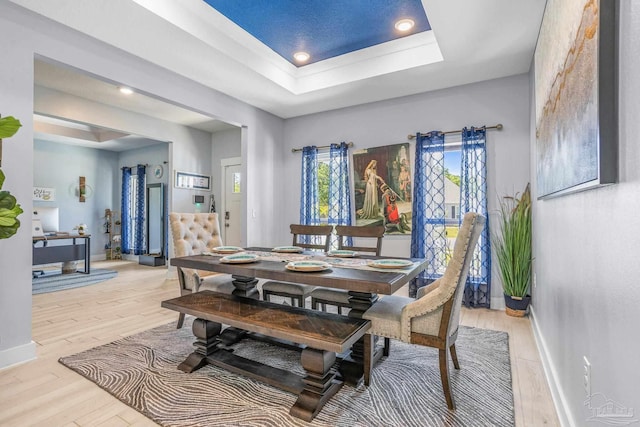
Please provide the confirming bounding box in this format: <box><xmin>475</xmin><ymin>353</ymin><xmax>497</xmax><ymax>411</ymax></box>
<box><xmin>491</xmin><ymin>295</ymin><xmax>505</xmax><ymax>310</ymax></box>
<box><xmin>530</xmin><ymin>306</ymin><xmax>575</xmax><ymax>427</ymax></box>
<box><xmin>0</xmin><ymin>341</ymin><xmax>36</xmax><ymax>371</ymax></box>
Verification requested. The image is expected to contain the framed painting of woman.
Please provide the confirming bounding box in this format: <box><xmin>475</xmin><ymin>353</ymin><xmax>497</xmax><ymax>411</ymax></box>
<box><xmin>352</xmin><ymin>143</ymin><xmax>412</xmax><ymax>234</ymax></box>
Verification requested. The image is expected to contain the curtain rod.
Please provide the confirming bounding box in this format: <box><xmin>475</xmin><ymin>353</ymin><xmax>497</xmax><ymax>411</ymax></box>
<box><xmin>120</xmin><ymin>163</ymin><xmax>149</xmax><ymax>170</ymax></box>
<box><xmin>291</xmin><ymin>141</ymin><xmax>354</xmax><ymax>153</ymax></box>
<box><xmin>407</xmin><ymin>124</ymin><xmax>503</xmax><ymax>140</ymax></box>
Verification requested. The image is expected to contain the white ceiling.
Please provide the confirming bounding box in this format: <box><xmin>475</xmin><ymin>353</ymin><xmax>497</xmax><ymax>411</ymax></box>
<box><xmin>16</xmin><ymin>0</ymin><xmax>546</xmax><ymax>148</ymax></box>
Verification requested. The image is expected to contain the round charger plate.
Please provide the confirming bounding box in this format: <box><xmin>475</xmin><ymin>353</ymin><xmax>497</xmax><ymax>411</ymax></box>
<box><xmin>285</xmin><ymin>260</ymin><xmax>331</xmax><ymax>272</ymax></box>
<box><xmin>327</xmin><ymin>250</ymin><xmax>358</xmax><ymax>258</ymax></box>
<box><xmin>367</xmin><ymin>259</ymin><xmax>414</xmax><ymax>269</ymax></box>
<box><xmin>272</xmin><ymin>246</ymin><xmax>304</xmax><ymax>253</ymax></box>
<box><xmin>212</xmin><ymin>246</ymin><xmax>244</xmax><ymax>254</ymax></box>
<box><xmin>219</xmin><ymin>253</ymin><xmax>259</xmax><ymax>264</ymax></box>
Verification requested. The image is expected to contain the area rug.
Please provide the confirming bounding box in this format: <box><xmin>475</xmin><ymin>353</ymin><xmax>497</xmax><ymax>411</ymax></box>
<box><xmin>59</xmin><ymin>319</ymin><xmax>514</xmax><ymax>426</ymax></box>
<box><xmin>32</xmin><ymin>268</ymin><xmax>118</xmax><ymax>294</ymax></box>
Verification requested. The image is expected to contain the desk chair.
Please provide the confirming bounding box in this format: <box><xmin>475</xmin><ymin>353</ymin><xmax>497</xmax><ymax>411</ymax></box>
<box><xmin>362</xmin><ymin>212</ymin><xmax>485</xmax><ymax>410</ymax></box>
<box><xmin>262</xmin><ymin>224</ymin><xmax>333</xmax><ymax>307</ymax></box>
<box><xmin>310</xmin><ymin>225</ymin><xmax>385</xmax><ymax>314</ymax></box>
<box><xmin>169</xmin><ymin>212</ymin><xmax>234</xmax><ymax>328</ymax></box>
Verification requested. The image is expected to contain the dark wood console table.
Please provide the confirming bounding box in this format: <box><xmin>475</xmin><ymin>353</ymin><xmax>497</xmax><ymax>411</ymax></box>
<box><xmin>32</xmin><ymin>234</ymin><xmax>91</xmax><ymax>274</ymax></box>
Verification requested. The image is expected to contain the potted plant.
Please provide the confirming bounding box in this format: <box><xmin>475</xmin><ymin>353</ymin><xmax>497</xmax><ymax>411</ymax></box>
<box><xmin>493</xmin><ymin>183</ymin><xmax>532</xmax><ymax>317</ymax></box>
<box><xmin>0</xmin><ymin>115</ymin><xmax>23</xmax><ymax>240</ymax></box>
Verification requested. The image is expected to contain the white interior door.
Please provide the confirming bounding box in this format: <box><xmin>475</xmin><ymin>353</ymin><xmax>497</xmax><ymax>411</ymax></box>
<box><xmin>223</xmin><ymin>163</ymin><xmax>242</xmax><ymax>246</ymax></box>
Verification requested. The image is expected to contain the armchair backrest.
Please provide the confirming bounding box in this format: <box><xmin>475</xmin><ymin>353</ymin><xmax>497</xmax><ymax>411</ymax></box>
<box><xmin>290</xmin><ymin>224</ymin><xmax>333</xmax><ymax>252</ymax></box>
<box><xmin>408</xmin><ymin>213</ymin><xmax>485</xmax><ymax>338</ymax></box>
<box><xmin>335</xmin><ymin>225</ymin><xmax>385</xmax><ymax>255</ymax></box>
<box><xmin>442</xmin><ymin>212</ymin><xmax>486</xmax><ymax>335</ymax></box>
<box><xmin>169</xmin><ymin>213</ymin><xmax>223</xmax><ymax>257</ymax></box>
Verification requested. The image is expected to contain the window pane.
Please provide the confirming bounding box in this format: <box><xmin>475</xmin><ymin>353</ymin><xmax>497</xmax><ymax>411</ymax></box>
<box><xmin>444</xmin><ymin>149</ymin><xmax>461</xmax><ymax>257</ymax></box>
<box><xmin>317</xmin><ymin>153</ymin><xmax>330</xmax><ymax>220</ymax></box>
<box><xmin>233</xmin><ymin>172</ymin><xmax>241</xmax><ymax>193</ymax></box>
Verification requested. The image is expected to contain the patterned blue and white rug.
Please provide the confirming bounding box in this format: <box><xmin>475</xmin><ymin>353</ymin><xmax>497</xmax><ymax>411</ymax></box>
<box><xmin>32</xmin><ymin>269</ymin><xmax>117</xmax><ymax>294</ymax></box>
<box><xmin>59</xmin><ymin>319</ymin><xmax>514</xmax><ymax>426</ymax></box>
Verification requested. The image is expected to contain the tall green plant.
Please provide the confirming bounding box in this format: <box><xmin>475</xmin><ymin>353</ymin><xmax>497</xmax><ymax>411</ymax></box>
<box><xmin>493</xmin><ymin>183</ymin><xmax>532</xmax><ymax>297</ymax></box>
<box><xmin>0</xmin><ymin>116</ymin><xmax>23</xmax><ymax>239</ymax></box>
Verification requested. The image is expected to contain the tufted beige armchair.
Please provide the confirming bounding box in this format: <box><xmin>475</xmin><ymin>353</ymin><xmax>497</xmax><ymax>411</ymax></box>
<box><xmin>363</xmin><ymin>212</ymin><xmax>486</xmax><ymax>410</ymax></box>
<box><xmin>169</xmin><ymin>212</ymin><xmax>234</xmax><ymax>328</ymax></box>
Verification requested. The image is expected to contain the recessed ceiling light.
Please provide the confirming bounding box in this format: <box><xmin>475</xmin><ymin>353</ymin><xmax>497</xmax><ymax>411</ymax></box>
<box><xmin>118</xmin><ymin>86</ymin><xmax>134</xmax><ymax>95</ymax></box>
<box><xmin>394</xmin><ymin>19</ymin><xmax>415</xmax><ymax>32</ymax></box>
<box><xmin>293</xmin><ymin>51</ymin><xmax>310</xmax><ymax>63</ymax></box>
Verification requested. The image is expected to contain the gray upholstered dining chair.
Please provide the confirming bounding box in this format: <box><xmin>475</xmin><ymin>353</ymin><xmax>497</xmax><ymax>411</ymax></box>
<box><xmin>362</xmin><ymin>212</ymin><xmax>485</xmax><ymax>410</ymax></box>
<box><xmin>310</xmin><ymin>225</ymin><xmax>385</xmax><ymax>314</ymax></box>
<box><xmin>261</xmin><ymin>224</ymin><xmax>333</xmax><ymax>307</ymax></box>
<box><xmin>169</xmin><ymin>212</ymin><xmax>234</xmax><ymax>328</ymax></box>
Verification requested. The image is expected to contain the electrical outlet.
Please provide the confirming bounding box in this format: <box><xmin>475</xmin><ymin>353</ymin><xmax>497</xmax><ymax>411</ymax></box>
<box><xmin>583</xmin><ymin>356</ymin><xmax>591</xmax><ymax>396</ymax></box>
<box><xmin>533</xmin><ymin>273</ymin><xmax>537</xmax><ymax>288</ymax></box>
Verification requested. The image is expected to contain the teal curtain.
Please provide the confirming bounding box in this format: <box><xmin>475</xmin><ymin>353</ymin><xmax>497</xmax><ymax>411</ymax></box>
<box><xmin>121</xmin><ymin>165</ymin><xmax>146</xmax><ymax>255</ymax></box>
<box><xmin>133</xmin><ymin>165</ymin><xmax>146</xmax><ymax>255</ymax></box>
<box><xmin>299</xmin><ymin>146</ymin><xmax>319</xmax><ymax>245</ymax></box>
<box><xmin>328</xmin><ymin>142</ymin><xmax>352</xmax><ymax>249</ymax></box>
<box><xmin>410</xmin><ymin>131</ymin><xmax>447</xmax><ymax>296</ymax></box>
<box><xmin>460</xmin><ymin>127</ymin><xmax>491</xmax><ymax>307</ymax></box>
<box><xmin>121</xmin><ymin>167</ymin><xmax>132</xmax><ymax>254</ymax></box>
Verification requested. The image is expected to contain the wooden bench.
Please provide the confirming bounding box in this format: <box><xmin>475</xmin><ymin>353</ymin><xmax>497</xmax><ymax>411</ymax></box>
<box><xmin>161</xmin><ymin>290</ymin><xmax>372</xmax><ymax>422</ymax></box>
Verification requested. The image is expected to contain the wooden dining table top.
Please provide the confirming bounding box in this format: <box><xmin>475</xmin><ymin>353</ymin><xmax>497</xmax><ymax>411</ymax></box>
<box><xmin>170</xmin><ymin>247</ymin><xmax>427</xmax><ymax>295</ymax></box>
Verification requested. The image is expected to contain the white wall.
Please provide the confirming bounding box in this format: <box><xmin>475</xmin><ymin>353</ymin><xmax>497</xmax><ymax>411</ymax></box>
<box><xmin>282</xmin><ymin>74</ymin><xmax>531</xmax><ymax>306</ymax></box>
<box><xmin>33</xmin><ymin>140</ymin><xmax>119</xmax><ymax>256</ymax></box>
<box><xmin>0</xmin><ymin>2</ymin><xmax>283</xmax><ymax>368</ymax></box>
<box><xmin>530</xmin><ymin>3</ymin><xmax>640</xmax><ymax>425</ymax></box>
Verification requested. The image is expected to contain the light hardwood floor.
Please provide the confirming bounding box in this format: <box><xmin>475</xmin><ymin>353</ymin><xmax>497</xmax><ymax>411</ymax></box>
<box><xmin>0</xmin><ymin>261</ymin><xmax>560</xmax><ymax>426</ymax></box>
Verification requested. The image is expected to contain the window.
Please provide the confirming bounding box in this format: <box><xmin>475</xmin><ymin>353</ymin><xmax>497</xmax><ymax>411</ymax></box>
<box><xmin>233</xmin><ymin>172</ymin><xmax>241</xmax><ymax>193</ymax></box>
<box><xmin>444</xmin><ymin>145</ymin><xmax>461</xmax><ymax>254</ymax></box>
<box><xmin>317</xmin><ymin>152</ymin><xmax>330</xmax><ymax>221</ymax></box>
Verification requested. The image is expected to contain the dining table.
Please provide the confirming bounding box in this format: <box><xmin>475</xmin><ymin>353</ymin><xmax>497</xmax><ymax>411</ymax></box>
<box><xmin>170</xmin><ymin>247</ymin><xmax>427</xmax><ymax>385</ymax></box>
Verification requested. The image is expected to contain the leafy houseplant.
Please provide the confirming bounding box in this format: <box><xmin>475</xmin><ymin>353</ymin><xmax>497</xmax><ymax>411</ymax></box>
<box><xmin>493</xmin><ymin>183</ymin><xmax>532</xmax><ymax>317</ymax></box>
<box><xmin>0</xmin><ymin>116</ymin><xmax>23</xmax><ymax>240</ymax></box>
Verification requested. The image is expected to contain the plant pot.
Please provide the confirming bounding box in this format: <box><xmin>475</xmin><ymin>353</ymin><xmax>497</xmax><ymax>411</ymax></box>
<box><xmin>504</xmin><ymin>294</ymin><xmax>531</xmax><ymax>317</ymax></box>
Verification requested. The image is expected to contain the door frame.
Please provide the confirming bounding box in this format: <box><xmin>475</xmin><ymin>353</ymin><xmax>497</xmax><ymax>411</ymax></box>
<box><xmin>220</xmin><ymin>157</ymin><xmax>242</xmax><ymax>245</ymax></box>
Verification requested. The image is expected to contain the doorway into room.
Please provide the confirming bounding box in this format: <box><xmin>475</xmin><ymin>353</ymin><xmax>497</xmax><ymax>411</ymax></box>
<box><xmin>220</xmin><ymin>157</ymin><xmax>242</xmax><ymax>247</ymax></box>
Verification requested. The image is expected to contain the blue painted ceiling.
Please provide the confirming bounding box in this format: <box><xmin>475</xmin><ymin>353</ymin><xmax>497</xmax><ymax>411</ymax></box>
<box><xmin>202</xmin><ymin>0</ymin><xmax>431</xmax><ymax>66</ymax></box>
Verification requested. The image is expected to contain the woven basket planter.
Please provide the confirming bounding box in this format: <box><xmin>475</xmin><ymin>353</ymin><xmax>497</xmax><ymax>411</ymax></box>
<box><xmin>504</xmin><ymin>294</ymin><xmax>531</xmax><ymax>317</ymax></box>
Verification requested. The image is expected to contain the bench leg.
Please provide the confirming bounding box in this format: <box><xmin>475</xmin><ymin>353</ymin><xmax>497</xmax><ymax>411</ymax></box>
<box><xmin>178</xmin><ymin>318</ymin><xmax>221</xmax><ymax>373</ymax></box>
<box><xmin>290</xmin><ymin>348</ymin><xmax>342</xmax><ymax>422</ymax></box>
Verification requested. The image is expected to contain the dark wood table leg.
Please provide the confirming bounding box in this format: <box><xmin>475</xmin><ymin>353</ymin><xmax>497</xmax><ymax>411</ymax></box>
<box><xmin>339</xmin><ymin>291</ymin><xmax>381</xmax><ymax>386</ymax></box>
<box><xmin>218</xmin><ymin>275</ymin><xmax>260</xmax><ymax>345</ymax></box>
<box><xmin>290</xmin><ymin>348</ymin><xmax>342</xmax><ymax>422</ymax></box>
<box><xmin>177</xmin><ymin>318</ymin><xmax>221</xmax><ymax>373</ymax></box>
<box><xmin>231</xmin><ymin>275</ymin><xmax>259</xmax><ymax>298</ymax></box>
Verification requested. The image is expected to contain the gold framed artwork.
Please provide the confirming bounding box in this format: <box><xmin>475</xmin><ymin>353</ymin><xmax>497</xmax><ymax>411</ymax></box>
<box><xmin>352</xmin><ymin>143</ymin><xmax>412</xmax><ymax>234</ymax></box>
<box><xmin>534</xmin><ymin>0</ymin><xmax>618</xmax><ymax>199</ymax></box>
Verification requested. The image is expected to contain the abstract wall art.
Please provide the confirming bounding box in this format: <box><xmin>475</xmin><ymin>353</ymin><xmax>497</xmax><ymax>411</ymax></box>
<box><xmin>534</xmin><ymin>0</ymin><xmax>618</xmax><ymax>199</ymax></box>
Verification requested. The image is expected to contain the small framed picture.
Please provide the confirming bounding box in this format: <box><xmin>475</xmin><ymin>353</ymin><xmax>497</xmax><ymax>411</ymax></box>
<box><xmin>174</xmin><ymin>171</ymin><xmax>211</xmax><ymax>190</ymax></box>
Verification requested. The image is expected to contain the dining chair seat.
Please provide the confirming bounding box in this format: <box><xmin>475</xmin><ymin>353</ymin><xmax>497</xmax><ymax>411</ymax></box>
<box><xmin>310</xmin><ymin>225</ymin><xmax>385</xmax><ymax>314</ymax></box>
<box><xmin>310</xmin><ymin>287</ymin><xmax>351</xmax><ymax>314</ymax></box>
<box><xmin>261</xmin><ymin>282</ymin><xmax>316</xmax><ymax>308</ymax></box>
<box><xmin>262</xmin><ymin>224</ymin><xmax>333</xmax><ymax>307</ymax></box>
